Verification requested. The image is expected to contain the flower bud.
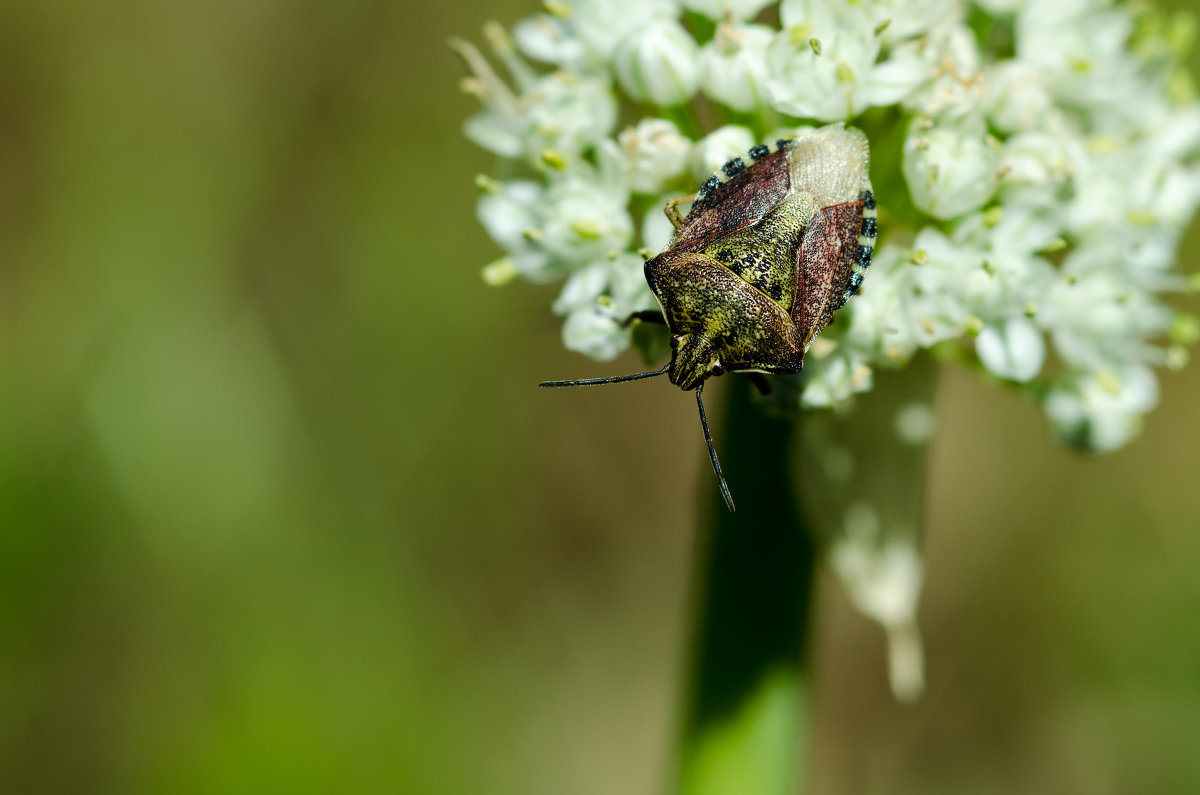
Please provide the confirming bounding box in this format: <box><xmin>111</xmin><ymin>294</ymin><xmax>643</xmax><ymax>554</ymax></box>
<box><xmin>552</xmin><ymin>262</ymin><xmax>609</xmax><ymax>315</ymax></box>
<box><xmin>1045</xmin><ymin>366</ymin><xmax>1158</xmax><ymax>452</ymax></box>
<box><xmin>476</xmin><ymin>180</ymin><xmax>554</xmax><ymax>278</ymax></box>
<box><xmin>903</xmin><ymin>114</ymin><xmax>999</xmax><ymax>219</ymax></box>
<box><xmin>618</xmin><ymin>119</ymin><xmax>692</xmax><ymax>194</ymax></box>
<box><xmin>561</xmin><ymin>308</ymin><xmax>625</xmax><ymax>360</ymax></box>
<box><xmin>681</xmin><ymin>0</ymin><xmax>774</xmax><ymax>20</ymax></box>
<box><xmin>614</xmin><ymin>19</ymin><xmax>701</xmax><ymax>107</ymax></box>
<box><xmin>801</xmin><ymin>352</ymin><xmax>873</xmax><ymax>407</ymax></box>
<box><xmin>975</xmin><ymin>316</ymin><xmax>1045</xmax><ymax>382</ymax></box>
<box><xmin>985</xmin><ymin>61</ymin><xmax>1052</xmax><ymax>133</ymax></box>
<box><xmin>699</xmin><ymin>23</ymin><xmax>774</xmax><ymax>111</ymax></box>
<box><xmin>512</xmin><ymin>14</ymin><xmax>585</xmax><ymax>66</ymax></box>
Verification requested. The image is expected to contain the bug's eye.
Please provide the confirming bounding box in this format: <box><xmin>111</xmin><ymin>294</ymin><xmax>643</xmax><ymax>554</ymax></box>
<box><xmin>712</xmin><ymin>363</ymin><xmax>726</xmax><ymax>376</ymax></box>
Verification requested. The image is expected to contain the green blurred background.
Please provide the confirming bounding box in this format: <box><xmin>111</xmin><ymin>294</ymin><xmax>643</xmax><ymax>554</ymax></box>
<box><xmin>2</xmin><ymin>1</ymin><xmax>1200</xmax><ymax>793</ymax></box>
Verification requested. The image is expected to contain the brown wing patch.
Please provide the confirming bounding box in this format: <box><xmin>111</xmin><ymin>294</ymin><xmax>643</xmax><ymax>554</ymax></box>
<box><xmin>794</xmin><ymin>200</ymin><xmax>864</xmax><ymax>348</ymax></box>
<box><xmin>671</xmin><ymin>148</ymin><xmax>791</xmax><ymax>254</ymax></box>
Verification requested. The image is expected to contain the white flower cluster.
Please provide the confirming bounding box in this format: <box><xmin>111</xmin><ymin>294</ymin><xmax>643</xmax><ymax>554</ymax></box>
<box><xmin>457</xmin><ymin>0</ymin><xmax>1200</xmax><ymax>453</ymax></box>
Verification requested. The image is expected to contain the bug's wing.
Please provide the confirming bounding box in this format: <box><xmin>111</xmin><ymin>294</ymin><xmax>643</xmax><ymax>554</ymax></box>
<box><xmin>794</xmin><ymin>199</ymin><xmax>867</xmax><ymax>349</ymax></box>
<box><xmin>786</xmin><ymin>124</ymin><xmax>871</xmax><ymax>209</ymax></box>
<box><xmin>670</xmin><ymin>146</ymin><xmax>792</xmax><ymax>253</ymax></box>
<box><xmin>786</xmin><ymin>124</ymin><xmax>875</xmax><ymax>349</ymax></box>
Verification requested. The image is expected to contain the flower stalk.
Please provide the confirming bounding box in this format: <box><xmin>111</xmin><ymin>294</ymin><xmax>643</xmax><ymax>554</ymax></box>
<box><xmin>677</xmin><ymin>378</ymin><xmax>814</xmax><ymax>795</ymax></box>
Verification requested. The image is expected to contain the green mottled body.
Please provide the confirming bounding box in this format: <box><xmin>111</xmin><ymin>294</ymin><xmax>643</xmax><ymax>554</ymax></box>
<box><xmin>645</xmin><ymin>123</ymin><xmax>876</xmax><ymax>391</ymax></box>
<box><xmin>539</xmin><ymin>124</ymin><xmax>877</xmax><ymax>512</ymax></box>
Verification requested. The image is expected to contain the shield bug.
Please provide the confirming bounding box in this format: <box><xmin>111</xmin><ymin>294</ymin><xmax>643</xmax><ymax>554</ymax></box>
<box><xmin>541</xmin><ymin>123</ymin><xmax>876</xmax><ymax>512</ymax></box>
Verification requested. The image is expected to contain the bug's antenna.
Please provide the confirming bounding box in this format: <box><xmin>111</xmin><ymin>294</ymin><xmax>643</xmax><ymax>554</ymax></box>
<box><xmin>695</xmin><ymin>383</ymin><xmax>735</xmax><ymax>512</ymax></box>
<box><xmin>539</xmin><ymin>364</ymin><xmax>669</xmax><ymax>388</ymax></box>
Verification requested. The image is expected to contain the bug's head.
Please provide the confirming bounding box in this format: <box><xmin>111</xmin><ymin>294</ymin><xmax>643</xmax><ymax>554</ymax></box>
<box><xmin>668</xmin><ymin>333</ymin><xmax>724</xmax><ymax>391</ymax></box>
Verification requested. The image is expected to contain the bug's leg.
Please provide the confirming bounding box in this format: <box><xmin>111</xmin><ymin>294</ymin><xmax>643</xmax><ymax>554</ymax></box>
<box><xmin>747</xmin><ymin>373</ymin><xmax>773</xmax><ymax>396</ymax></box>
<box><xmin>619</xmin><ymin>310</ymin><xmax>667</xmax><ymax>328</ymax></box>
<box><xmin>663</xmin><ymin>194</ymin><xmax>696</xmax><ymax>231</ymax></box>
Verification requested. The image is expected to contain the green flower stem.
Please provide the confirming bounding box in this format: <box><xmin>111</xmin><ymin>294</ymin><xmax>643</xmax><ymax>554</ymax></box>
<box><xmin>676</xmin><ymin>377</ymin><xmax>816</xmax><ymax>795</ymax></box>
